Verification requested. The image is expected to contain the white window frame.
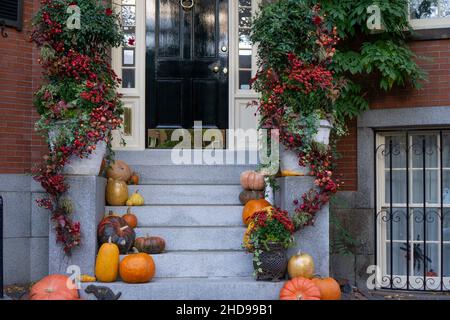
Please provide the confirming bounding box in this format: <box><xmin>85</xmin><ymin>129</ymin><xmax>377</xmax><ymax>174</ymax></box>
<box><xmin>111</xmin><ymin>0</ymin><xmax>146</xmax><ymax>150</ymax></box>
<box><xmin>409</xmin><ymin>0</ymin><xmax>450</xmax><ymax>29</ymax></box>
<box><xmin>376</xmin><ymin>131</ymin><xmax>450</xmax><ymax>291</ymax></box>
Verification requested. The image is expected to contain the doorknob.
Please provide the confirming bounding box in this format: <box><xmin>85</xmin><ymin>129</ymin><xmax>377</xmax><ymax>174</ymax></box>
<box><xmin>223</xmin><ymin>67</ymin><xmax>228</xmax><ymax>74</ymax></box>
<box><xmin>213</xmin><ymin>66</ymin><xmax>220</xmax><ymax>73</ymax></box>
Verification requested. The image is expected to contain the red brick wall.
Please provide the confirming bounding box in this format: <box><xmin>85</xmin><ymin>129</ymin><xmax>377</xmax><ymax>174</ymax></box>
<box><xmin>0</xmin><ymin>0</ymin><xmax>45</xmax><ymax>174</ymax></box>
<box><xmin>336</xmin><ymin>39</ymin><xmax>450</xmax><ymax>191</ymax></box>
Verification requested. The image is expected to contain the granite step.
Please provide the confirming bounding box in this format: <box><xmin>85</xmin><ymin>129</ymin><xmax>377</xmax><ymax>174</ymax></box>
<box><xmin>106</xmin><ymin>205</ymin><xmax>244</xmax><ymax>227</ymax></box>
<box><xmin>119</xmin><ymin>251</ymin><xmax>254</xmax><ymax>278</ymax></box>
<box><xmin>127</xmin><ymin>185</ymin><xmax>243</xmax><ymax>205</ymax></box>
<box><xmin>131</xmin><ymin>164</ymin><xmax>253</xmax><ymax>185</ymax></box>
<box><xmin>133</xmin><ymin>227</ymin><xmax>246</xmax><ymax>251</ymax></box>
<box><xmin>81</xmin><ymin>277</ymin><xmax>284</xmax><ymax>300</ymax></box>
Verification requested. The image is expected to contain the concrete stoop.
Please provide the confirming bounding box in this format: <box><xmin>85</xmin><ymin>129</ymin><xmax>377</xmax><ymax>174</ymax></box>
<box><xmin>81</xmin><ymin>278</ymin><xmax>284</xmax><ymax>300</ymax></box>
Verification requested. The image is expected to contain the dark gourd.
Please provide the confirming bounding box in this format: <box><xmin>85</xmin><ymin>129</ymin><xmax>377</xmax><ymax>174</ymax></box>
<box><xmin>97</xmin><ymin>211</ymin><xmax>136</xmax><ymax>254</ymax></box>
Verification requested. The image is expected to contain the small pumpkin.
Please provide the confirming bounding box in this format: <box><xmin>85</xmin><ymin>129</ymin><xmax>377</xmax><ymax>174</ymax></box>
<box><xmin>128</xmin><ymin>172</ymin><xmax>140</xmax><ymax>185</ymax></box>
<box><xmin>106</xmin><ymin>160</ymin><xmax>132</xmax><ymax>182</ymax></box>
<box><xmin>242</xmin><ymin>199</ymin><xmax>271</xmax><ymax>225</ymax></box>
<box><xmin>126</xmin><ymin>190</ymin><xmax>145</xmax><ymax>206</ymax></box>
<box><xmin>119</xmin><ymin>249</ymin><xmax>156</xmax><ymax>283</ymax></box>
<box><xmin>95</xmin><ymin>237</ymin><xmax>120</xmax><ymax>282</ymax></box>
<box><xmin>239</xmin><ymin>190</ymin><xmax>265</xmax><ymax>205</ymax></box>
<box><xmin>134</xmin><ymin>235</ymin><xmax>166</xmax><ymax>254</ymax></box>
<box><xmin>80</xmin><ymin>275</ymin><xmax>97</xmax><ymax>283</ymax></box>
<box><xmin>288</xmin><ymin>252</ymin><xmax>315</xmax><ymax>279</ymax></box>
<box><xmin>240</xmin><ymin>170</ymin><xmax>265</xmax><ymax>191</ymax></box>
<box><xmin>279</xmin><ymin>277</ymin><xmax>321</xmax><ymax>300</ymax></box>
<box><xmin>106</xmin><ymin>178</ymin><xmax>129</xmax><ymax>206</ymax></box>
<box><xmin>29</xmin><ymin>275</ymin><xmax>80</xmax><ymax>300</ymax></box>
<box><xmin>312</xmin><ymin>277</ymin><xmax>341</xmax><ymax>300</ymax></box>
<box><xmin>122</xmin><ymin>207</ymin><xmax>138</xmax><ymax>228</ymax></box>
<box><xmin>97</xmin><ymin>211</ymin><xmax>136</xmax><ymax>254</ymax></box>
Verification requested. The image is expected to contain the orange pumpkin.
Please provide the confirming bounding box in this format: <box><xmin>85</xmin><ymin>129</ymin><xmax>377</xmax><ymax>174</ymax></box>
<box><xmin>240</xmin><ymin>171</ymin><xmax>265</xmax><ymax>191</ymax></box>
<box><xmin>29</xmin><ymin>275</ymin><xmax>80</xmax><ymax>300</ymax></box>
<box><xmin>119</xmin><ymin>250</ymin><xmax>155</xmax><ymax>283</ymax></box>
<box><xmin>106</xmin><ymin>160</ymin><xmax>132</xmax><ymax>182</ymax></box>
<box><xmin>128</xmin><ymin>173</ymin><xmax>140</xmax><ymax>185</ymax></box>
<box><xmin>242</xmin><ymin>199</ymin><xmax>271</xmax><ymax>225</ymax></box>
<box><xmin>312</xmin><ymin>277</ymin><xmax>341</xmax><ymax>300</ymax></box>
<box><xmin>122</xmin><ymin>207</ymin><xmax>138</xmax><ymax>228</ymax></box>
<box><xmin>279</xmin><ymin>277</ymin><xmax>321</xmax><ymax>300</ymax></box>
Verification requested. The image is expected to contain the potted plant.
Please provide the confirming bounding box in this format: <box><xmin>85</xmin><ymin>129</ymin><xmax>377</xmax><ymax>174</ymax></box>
<box><xmin>243</xmin><ymin>207</ymin><xmax>295</xmax><ymax>281</ymax></box>
<box><xmin>31</xmin><ymin>0</ymin><xmax>124</xmax><ymax>253</ymax></box>
<box><xmin>251</xmin><ymin>1</ymin><xmax>343</xmax><ymax>177</ymax></box>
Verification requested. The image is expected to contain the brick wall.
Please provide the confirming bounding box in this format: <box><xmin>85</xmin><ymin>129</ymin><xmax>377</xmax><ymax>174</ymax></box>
<box><xmin>336</xmin><ymin>39</ymin><xmax>450</xmax><ymax>191</ymax></box>
<box><xmin>0</xmin><ymin>0</ymin><xmax>45</xmax><ymax>174</ymax></box>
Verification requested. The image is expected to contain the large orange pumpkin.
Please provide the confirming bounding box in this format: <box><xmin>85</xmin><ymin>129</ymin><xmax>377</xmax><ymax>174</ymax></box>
<box><xmin>312</xmin><ymin>277</ymin><xmax>342</xmax><ymax>300</ymax></box>
<box><xmin>279</xmin><ymin>277</ymin><xmax>321</xmax><ymax>300</ymax></box>
<box><xmin>240</xmin><ymin>170</ymin><xmax>265</xmax><ymax>191</ymax></box>
<box><xmin>29</xmin><ymin>275</ymin><xmax>80</xmax><ymax>300</ymax></box>
<box><xmin>119</xmin><ymin>251</ymin><xmax>155</xmax><ymax>283</ymax></box>
<box><xmin>242</xmin><ymin>199</ymin><xmax>271</xmax><ymax>225</ymax></box>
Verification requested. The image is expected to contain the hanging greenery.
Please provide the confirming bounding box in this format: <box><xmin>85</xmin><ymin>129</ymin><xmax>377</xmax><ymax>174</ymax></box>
<box><xmin>251</xmin><ymin>0</ymin><xmax>425</xmax><ymax>229</ymax></box>
<box><xmin>31</xmin><ymin>0</ymin><xmax>124</xmax><ymax>254</ymax></box>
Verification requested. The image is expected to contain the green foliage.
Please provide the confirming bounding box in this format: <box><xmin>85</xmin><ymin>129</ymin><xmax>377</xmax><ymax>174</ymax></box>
<box><xmin>330</xmin><ymin>213</ymin><xmax>359</xmax><ymax>256</ymax></box>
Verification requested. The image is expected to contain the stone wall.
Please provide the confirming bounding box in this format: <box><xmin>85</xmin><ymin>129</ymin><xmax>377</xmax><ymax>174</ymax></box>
<box><xmin>0</xmin><ymin>174</ymin><xmax>48</xmax><ymax>285</ymax></box>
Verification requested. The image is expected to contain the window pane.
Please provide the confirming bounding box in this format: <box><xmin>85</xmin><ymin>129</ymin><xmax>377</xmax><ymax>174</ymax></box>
<box><xmin>412</xmin><ymin>170</ymin><xmax>438</xmax><ymax>204</ymax></box>
<box><xmin>412</xmin><ymin>209</ymin><xmax>440</xmax><ymax>242</ymax></box>
<box><xmin>239</xmin><ymin>70</ymin><xmax>252</xmax><ymax>90</ymax></box>
<box><xmin>443</xmin><ymin>132</ymin><xmax>450</xmax><ymax>168</ymax></box>
<box><xmin>122</xmin><ymin>5</ymin><xmax>136</xmax><ymax>26</ymax></box>
<box><xmin>385</xmin><ymin>208</ymin><xmax>408</xmax><ymax>241</ymax></box>
<box><xmin>384</xmin><ymin>136</ymin><xmax>407</xmax><ymax>169</ymax></box>
<box><xmin>122</xmin><ymin>69</ymin><xmax>135</xmax><ymax>88</ymax></box>
<box><xmin>413</xmin><ymin>243</ymin><xmax>439</xmax><ymax>278</ymax></box>
<box><xmin>385</xmin><ymin>170</ymin><xmax>407</xmax><ymax>204</ymax></box>
<box><xmin>239</xmin><ymin>6</ymin><xmax>252</xmax><ymax>29</ymax></box>
<box><xmin>412</xmin><ymin>135</ymin><xmax>438</xmax><ymax>168</ymax></box>
<box><xmin>444</xmin><ymin>244</ymin><xmax>450</xmax><ymax>277</ymax></box>
<box><xmin>444</xmin><ymin>211</ymin><xmax>450</xmax><ymax>241</ymax></box>
<box><xmin>386</xmin><ymin>242</ymin><xmax>408</xmax><ymax>276</ymax></box>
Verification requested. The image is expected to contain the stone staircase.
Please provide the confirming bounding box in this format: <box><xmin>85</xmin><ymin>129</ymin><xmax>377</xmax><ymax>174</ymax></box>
<box><xmin>81</xmin><ymin>150</ymin><xmax>284</xmax><ymax>300</ymax></box>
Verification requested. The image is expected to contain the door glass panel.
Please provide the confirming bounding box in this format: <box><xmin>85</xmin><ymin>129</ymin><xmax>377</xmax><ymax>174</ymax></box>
<box><xmin>194</xmin><ymin>0</ymin><xmax>216</xmax><ymax>58</ymax></box>
<box><xmin>158</xmin><ymin>0</ymin><xmax>181</xmax><ymax>57</ymax></box>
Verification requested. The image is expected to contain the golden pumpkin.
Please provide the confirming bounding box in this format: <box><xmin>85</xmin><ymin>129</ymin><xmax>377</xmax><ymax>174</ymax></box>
<box><xmin>95</xmin><ymin>237</ymin><xmax>120</xmax><ymax>283</ymax></box>
<box><xmin>119</xmin><ymin>249</ymin><xmax>155</xmax><ymax>284</ymax></box>
<box><xmin>106</xmin><ymin>178</ymin><xmax>129</xmax><ymax>206</ymax></box>
<box><xmin>288</xmin><ymin>252</ymin><xmax>315</xmax><ymax>279</ymax></box>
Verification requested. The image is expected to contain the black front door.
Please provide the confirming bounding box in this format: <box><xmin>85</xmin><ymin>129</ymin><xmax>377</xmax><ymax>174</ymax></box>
<box><xmin>146</xmin><ymin>0</ymin><xmax>229</xmax><ymax>134</ymax></box>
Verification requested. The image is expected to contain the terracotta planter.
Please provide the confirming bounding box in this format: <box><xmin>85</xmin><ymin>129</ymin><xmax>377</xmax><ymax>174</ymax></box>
<box><xmin>253</xmin><ymin>242</ymin><xmax>288</xmax><ymax>281</ymax></box>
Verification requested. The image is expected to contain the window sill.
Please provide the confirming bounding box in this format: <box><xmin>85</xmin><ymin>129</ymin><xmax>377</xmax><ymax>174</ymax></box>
<box><xmin>407</xmin><ymin>27</ymin><xmax>450</xmax><ymax>41</ymax></box>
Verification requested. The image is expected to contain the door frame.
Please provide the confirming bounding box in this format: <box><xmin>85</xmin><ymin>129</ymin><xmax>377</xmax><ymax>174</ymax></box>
<box><xmin>112</xmin><ymin>0</ymin><xmax>261</xmax><ymax>151</ymax></box>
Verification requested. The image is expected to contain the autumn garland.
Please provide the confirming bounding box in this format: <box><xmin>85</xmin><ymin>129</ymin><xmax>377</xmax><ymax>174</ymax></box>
<box><xmin>31</xmin><ymin>0</ymin><xmax>124</xmax><ymax>254</ymax></box>
<box><xmin>252</xmin><ymin>6</ymin><xmax>342</xmax><ymax>231</ymax></box>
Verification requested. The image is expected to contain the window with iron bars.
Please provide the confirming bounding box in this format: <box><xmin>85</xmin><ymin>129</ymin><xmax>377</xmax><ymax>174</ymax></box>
<box><xmin>375</xmin><ymin>130</ymin><xmax>450</xmax><ymax>291</ymax></box>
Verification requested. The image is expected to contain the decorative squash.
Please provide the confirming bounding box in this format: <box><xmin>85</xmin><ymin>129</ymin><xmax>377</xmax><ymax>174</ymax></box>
<box><xmin>126</xmin><ymin>190</ymin><xmax>145</xmax><ymax>206</ymax></box>
<box><xmin>134</xmin><ymin>235</ymin><xmax>166</xmax><ymax>254</ymax></box>
<box><xmin>106</xmin><ymin>178</ymin><xmax>129</xmax><ymax>206</ymax></box>
<box><xmin>95</xmin><ymin>237</ymin><xmax>120</xmax><ymax>282</ymax></box>
<box><xmin>80</xmin><ymin>275</ymin><xmax>97</xmax><ymax>283</ymax></box>
<box><xmin>128</xmin><ymin>173</ymin><xmax>140</xmax><ymax>185</ymax></box>
<box><xmin>239</xmin><ymin>190</ymin><xmax>265</xmax><ymax>205</ymax></box>
<box><xmin>312</xmin><ymin>277</ymin><xmax>342</xmax><ymax>300</ymax></box>
<box><xmin>106</xmin><ymin>160</ymin><xmax>132</xmax><ymax>182</ymax></box>
<box><xmin>242</xmin><ymin>199</ymin><xmax>271</xmax><ymax>225</ymax></box>
<box><xmin>122</xmin><ymin>207</ymin><xmax>138</xmax><ymax>228</ymax></box>
<box><xmin>240</xmin><ymin>170</ymin><xmax>265</xmax><ymax>191</ymax></box>
<box><xmin>119</xmin><ymin>249</ymin><xmax>155</xmax><ymax>283</ymax></box>
<box><xmin>97</xmin><ymin>211</ymin><xmax>136</xmax><ymax>254</ymax></box>
<box><xmin>29</xmin><ymin>275</ymin><xmax>80</xmax><ymax>300</ymax></box>
<box><xmin>288</xmin><ymin>252</ymin><xmax>315</xmax><ymax>279</ymax></box>
<box><xmin>279</xmin><ymin>277</ymin><xmax>321</xmax><ymax>300</ymax></box>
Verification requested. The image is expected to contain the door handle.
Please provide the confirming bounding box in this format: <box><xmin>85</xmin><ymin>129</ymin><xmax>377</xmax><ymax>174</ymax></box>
<box><xmin>223</xmin><ymin>67</ymin><xmax>228</xmax><ymax>75</ymax></box>
<box><xmin>213</xmin><ymin>66</ymin><xmax>220</xmax><ymax>73</ymax></box>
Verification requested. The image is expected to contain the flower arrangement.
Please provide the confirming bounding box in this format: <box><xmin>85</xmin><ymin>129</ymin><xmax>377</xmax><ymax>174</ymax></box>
<box><xmin>251</xmin><ymin>1</ymin><xmax>342</xmax><ymax>229</ymax></box>
<box><xmin>243</xmin><ymin>207</ymin><xmax>295</xmax><ymax>252</ymax></box>
<box><xmin>31</xmin><ymin>0</ymin><xmax>124</xmax><ymax>254</ymax></box>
